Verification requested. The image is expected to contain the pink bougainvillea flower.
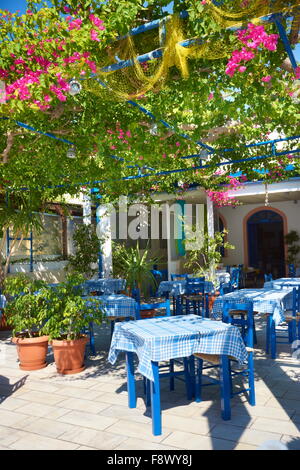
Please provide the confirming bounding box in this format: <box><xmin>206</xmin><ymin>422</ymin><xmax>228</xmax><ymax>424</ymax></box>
<box><xmin>175</xmin><ymin>142</ymin><xmax>180</xmax><ymax>147</ymax></box>
<box><xmin>139</xmin><ymin>156</ymin><xmax>144</xmax><ymax>160</ymax></box>
<box><xmin>68</xmin><ymin>18</ymin><xmax>82</xmax><ymax>31</ymax></box>
<box><xmin>110</xmin><ymin>145</ymin><xmax>116</xmax><ymax>150</ymax></box>
<box><xmin>90</xmin><ymin>29</ymin><xmax>100</xmax><ymax>41</ymax></box>
<box><xmin>89</xmin><ymin>14</ymin><xmax>105</xmax><ymax>30</ymax></box>
<box><xmin>208</xmin><ymin>92</ymin><xmax>214</xmax><ymax>100</ymax></box>
<box><xmin>238</xmin><ymin>66</ymin><xmax>247</xmax><ymax>73</ymax></box>
<box><xmin>162</xmin><ymin>153</ymin><xmax>167</xmax><ymax>158</ymax></box>
<box><xmin>261</xmin><ymin>75</ymin><xmax>272</xmax><ymax>82</ymax></box>
<box><xmin>294</xmin><ymin>66</ymin><xmax>300</xmax><ymax>80</ymax></box>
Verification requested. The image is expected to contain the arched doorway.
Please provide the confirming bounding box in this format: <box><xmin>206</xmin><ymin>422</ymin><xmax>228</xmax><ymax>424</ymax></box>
<box><xmin>246</xmin><ymin>209</ymin><xmax>285</xmax><ymax>278</ymax></box>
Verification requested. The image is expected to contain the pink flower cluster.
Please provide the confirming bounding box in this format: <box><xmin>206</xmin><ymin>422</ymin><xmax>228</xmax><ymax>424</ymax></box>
<box><xmin>225</xmin><ymin>48</ymin><xmax>255</xmax><ymax>77</ymax></box>
<box><xmin>294</xmin><ymin>66</ymin><xmax>300</xmax><ymax>80</ymax></box>
<box><xmin>237</xmin><ymin>24</ymin><xmax>278</xmax><ymax>51</ymax></box>
<box><xmin>226</xmin><ymin>23</ymin><xmax>278</xmax><ymax>77</ymax></box>
<box><xmin>67</xmin><ymin>17</ymin><xmax>82</xmax><ymax>31</ymax></box>
<box><xmin>89</xmin><ymin>14</ymin><xmax>105</xmax><ymax>30</ymax></box>
<box><xmin>206</xmin><ymin>175</ymin><xmax>247</xmax><ymax>207</ymax></box>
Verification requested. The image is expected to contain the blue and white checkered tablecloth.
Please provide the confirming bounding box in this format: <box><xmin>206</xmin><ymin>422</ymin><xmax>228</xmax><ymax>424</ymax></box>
<box><xmin>82</xmin><ymin>279</ymin><xmax>126</xmax><ymax>295</ymax></box>
<box><xmin>264</xmin><ymin>278</ymin><xmax>300</xmax><ymax>290</ymax></box>
<box><xmin>84</xmin><ymin>294</ymin><xmax>138</xmax><ymax>319</ymax></box>
<box><xmin>0</xmin><ymin>295</ymin><xmax>6</xmax><ymax>310</ymax></box>
<box><xmin>108</xmin><ymin>314</ymin><xmax>248</xmax><ymax>381</ymax></box>
<box><xmin>212</xmin><ymin>288</ymin><xmax>293</xmax><ymax>326</ymax></box>
<box><xmin>157</xmin><ymin>280</ymin><xmax>215</xmax><ymax>297</ymax></box>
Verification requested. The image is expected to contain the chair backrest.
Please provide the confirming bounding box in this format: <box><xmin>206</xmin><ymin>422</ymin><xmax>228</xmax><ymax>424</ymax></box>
<box><xmin>219</xmin><ymin>283</ymin><xmax>235</xmax><ymax>295</ymax></box>
<box><xmin>137</xmin><ymin>299</ymin><xmax>171</xmax><ymax>318</ymax></box>
<box><xmin>186</xmin><ymin>277</ymin><xmax>205</xmax><ymax>294</ymax></box>
<box><xmin>288</xmin><ymin>264</ymin><xmax>296</xmax><ymax>278</ymax></box>
<box><xmin>171</xmin><ymin>273</ymin><xmax>188</xmax><ymax>281</ymax></box>
<box><xmin>223</xmin><ymin>300</ymin><xmax>254</xmax><ymax>347</ymax></box>
<box><xmin>264</xmin><ymin>273</ymin><xmax>273</xmax><ymax>282</ymax></box>
<box><xmin>230</xmin><ymin>268</ymin><xmax>240</xmax><ymax>288</ymax></box>
<box><xmin>131</xmin><ymin>287</ymin><xmax>141</xmax><ymax>304</ymax></box>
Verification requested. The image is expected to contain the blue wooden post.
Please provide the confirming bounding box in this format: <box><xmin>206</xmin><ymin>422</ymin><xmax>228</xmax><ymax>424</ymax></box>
<box><xmin>126</xmin><ymin>352</ymin><xmax>136</xmax><ymax>409</ymax></box>
<box><xmin>92</xmin><ymin>188</ymin><xmax>103</xmax><ymax>278</ymax></box>
<box><xmin>150</xmin><ymin>361</ymin><xmax>162</xmax><ymax>436</ymax></box>
<box><xmin>220</xmin><ymin>355</ymin><xmax>231</xmax><ymax>420</ymax></box>
<box><xmin>273</xmin><ymin>14</ymin><xmax>298</xmax><ymax>72</ymax></box>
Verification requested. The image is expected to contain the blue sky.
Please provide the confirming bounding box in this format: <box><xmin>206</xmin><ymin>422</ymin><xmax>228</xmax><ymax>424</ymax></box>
<box><xmin>1</xmin><ymin>0</ymin><xmax>299</xmax><ymax>61</ymax></box>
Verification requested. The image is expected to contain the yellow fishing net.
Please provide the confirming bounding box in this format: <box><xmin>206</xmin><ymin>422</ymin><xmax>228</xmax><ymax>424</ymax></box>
<box><xmin>87</xmin><ymin>0</ymin><xmax>300</xmax><ymax>100</ymax></box>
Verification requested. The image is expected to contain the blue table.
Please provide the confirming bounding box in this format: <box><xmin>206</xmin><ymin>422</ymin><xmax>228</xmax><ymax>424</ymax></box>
<box><xmin>212</xmin><ymin>288</ymin><xmax>293</xmax><ymax>359</ymax></box>
<box><xmin>264</xmin><ymin>278</ymin><xmax>300</xmax><ymax>290</ymax></box>
<box><xmin>84</xmin><ymin>294</ymin><xmax>139</xmax><ymax>353</ymax></box>
<box><xmin>157</xmin><ymin>279</ymin><xmax>217</xmax><ymax>315</ymax></box>
<box><xmin>109</xmin><ymin>314</ymin><xmax>248</xmax><ymax>435</ymax></box>
<box><xmin>81</xmin><ymin>278</ymin><xmax>126</xmax><ymax>295</ymax></box>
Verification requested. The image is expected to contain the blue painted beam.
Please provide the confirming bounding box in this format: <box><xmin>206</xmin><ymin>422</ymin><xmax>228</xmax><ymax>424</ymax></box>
<box><xmin>273</xmin><ymin>13</ymin><xmax>298</xmax><ymax>71</ymax></box>
<box><xmin>7</xmin><ymin>146</ymin><xmax>300</xmax><ymax>193</ymax></box>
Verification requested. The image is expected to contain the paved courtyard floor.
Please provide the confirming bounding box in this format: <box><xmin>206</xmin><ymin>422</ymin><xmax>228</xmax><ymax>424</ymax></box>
<box><xmin>0</xmin><ymin>318</ymin><xmax>299</xmax><ymax>450</ymax></box>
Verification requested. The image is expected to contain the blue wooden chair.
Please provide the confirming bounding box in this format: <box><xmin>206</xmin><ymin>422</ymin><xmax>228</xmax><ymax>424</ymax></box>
<box><xmin>288</xmin><ymin>264</ymin><xmax>296</xmax><ymax>278</ymax></box>
<box><xmin>219</xmin><ymin>282</ymin><xmax>235</xmax><ymax>295</ymax></box>
<box><xmin>170</xmin><ymin>273</ymin><xmax>188</xmax><ymax>281</ymax></box>
<box><xmin>193</xmin><ymin>300</ymin><xmax>255</xmax><ymax>420</ymax></box>
<box><xmin>264</xmin><ymin>273</ymin><xmax>273</xmax><ymax>282</ymax></box>
<box><xmin>183</xmin><ymin>278</ymin><xmax>209</xmax><ymax>317</ymax></box>
<box><xmin>266</xmin><ymin>286</ymin><xmax>300</xmax><ymax>358</ymax></box>
<box><xmin>139</xmin><ymin>300</ymin><xmax>193</xmax><ymax>405</ymax></box>
<box><xmin>230</xmin><ymin>268</ymin><xmax>240</xmax><ymax>289</ymax></box>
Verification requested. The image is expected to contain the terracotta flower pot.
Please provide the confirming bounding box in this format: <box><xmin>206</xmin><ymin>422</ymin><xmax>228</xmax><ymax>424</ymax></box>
<box><xmin>51</xmin><ymin>336</ymin><xmax>88</xmax><ymax>375</ymax></box>
<box><xmin>12</xmin><ymin>335</ymin><xmax>49</xmax><ymax>371</ymax></box>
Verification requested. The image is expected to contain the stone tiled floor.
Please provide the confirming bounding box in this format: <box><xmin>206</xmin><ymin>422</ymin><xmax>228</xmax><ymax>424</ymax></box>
<box><xmin>0</xmin><ymin>319</ymin><xmax>299</xmax><ymax>450</ymax></box>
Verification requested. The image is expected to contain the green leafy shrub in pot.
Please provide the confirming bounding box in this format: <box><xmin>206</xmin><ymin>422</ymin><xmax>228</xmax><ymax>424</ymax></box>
<box><xmin>41</xmin><ymin>274</ymin><xmax>104</xmax><ymax>374</ymax></box>
<box><xmin>4</xmin><ymin>275</ymin><xmax>50</xmax><ymax>371</ymax></box>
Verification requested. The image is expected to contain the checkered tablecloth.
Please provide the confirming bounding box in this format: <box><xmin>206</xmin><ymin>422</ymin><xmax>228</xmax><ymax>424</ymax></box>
<box><xmin>108</xmin><ymin>314</ymin><xmax>248</xmax><ymax>381</ymax></box>
<box><xmin>264</xmin><ymin>278</ymin><xmax>300</xmax><ymax>290</ymax></box>
<box><xmin>0</xmin><ymin>295</ymin><xmax>6</xmax><ymax>310</ymax></box>
<box><xmin>84</xmin><ymin>294</ymin><xmax>138</xmax><ymax>319</ymax></box>
<box><xmin>157</xmin><ymin>279</ymin><xmax>215</xmax><ymax>297</ymax></box>
<box><xmin>212</xmin><ymin>288</ymin><xmax>293</xmax><ymax>326</ymax></box>
<box><xmin>82</xmin><ymin>279</ymin><xmax>126</xmax><ymax>295</ymax></box>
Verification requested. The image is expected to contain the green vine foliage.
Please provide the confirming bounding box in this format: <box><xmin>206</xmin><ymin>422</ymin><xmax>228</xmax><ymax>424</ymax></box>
<box><xmin>0</xmin><ymin>1</ymin><xmax>299</xmax><ymax>212</ymax></box>
<box><xmin>67</xmin><ymin>224</ymin><xmax>101</xmax><ymax>278</ymax></box>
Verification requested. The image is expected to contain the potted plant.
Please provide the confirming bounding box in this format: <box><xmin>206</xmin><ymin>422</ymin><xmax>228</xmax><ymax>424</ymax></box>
<box><xmin>4</xmin><ymin>274</ymin><xmax>49</xmax><ymax>371</ymax></box>
<box><xmin>41</xmin><ymin>274</ymin><xmax>103</xmax><ymax>375</ymax></box>
<box><xmin>184</xmin><ymin>230</ymin><xmax>235</xmax><ymax>308</ymax></box>
<box><xmin>112</xmin><ymin>242</ymin><xmax>159</xmax><ymax>317</ymax></box>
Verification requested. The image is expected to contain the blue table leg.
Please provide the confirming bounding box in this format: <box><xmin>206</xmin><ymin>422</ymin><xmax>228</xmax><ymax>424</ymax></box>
<box><xmin>126</xmin><ymin>352</ymin><xmax>136</xmax><ymax>409</ymax></box>
<box><xmin>270</xmin><ymin>318</ymin><xmax>276</xmax><ymax>359</ymax></box>
<box><xmin>266</xmin><ymin>315</ymin><xmax>270</xmax><ymax>354</ymax></box>
<box><xmin>110</xmin><ymin>320</ymin><xmax>115</xmax><ymax>340</ymax></box>
<box><xmin>175</xmin><ymin>295</ymin><xmax>182</xmax><ymax>315</ymax></box>
<box><xmin>169</xmin><ymin>359</ymin><xmax>175</xmax><ymax>391</ymax></box>
<box><xmin>89</xmin><ymin>321</ymin><xmax>96</xmax><ymax>355</ymax></box>
<box><xmin>150</xmin><ymin>361</ymin><xmax>162</xmax><ymax>436</ymax></box>
<box><xmin>220</xmin><ymin>355</ymin><xmax>231</xmax><ymax>421</ymax></box>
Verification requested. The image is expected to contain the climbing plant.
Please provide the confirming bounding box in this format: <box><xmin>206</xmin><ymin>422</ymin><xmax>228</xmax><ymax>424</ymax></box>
<box><xmin>0</xmin><ymin>0</ymin><xmax>299</xmax><ymax>210</ymax></box>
